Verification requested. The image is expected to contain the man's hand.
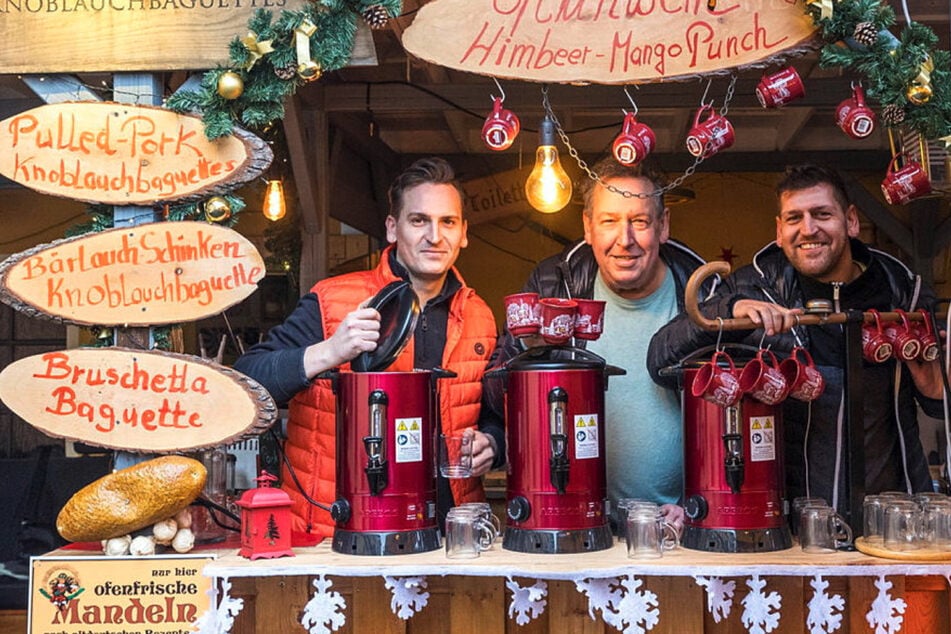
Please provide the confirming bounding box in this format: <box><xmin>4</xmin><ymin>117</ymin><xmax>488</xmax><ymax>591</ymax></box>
<box><xmin>733</xmin><ymin>299</ymin><xmax>804</xmax><ymax>336</ymax></box>
<box><xmin>905</xmin><ymin>357</ymin><xmax>945</xmax><ymax>400</ymax></box>
<box><xmin>303</xmin><ymin>305</ymin><xmax>381</xmax><ymax>378</ymax></box>
<box><xmin>468</xmin><ymin>429</ymin><xmax>497</xmax><ymax>477</ymax></box>
<box><xmin>659</xmin><ymin>503</ymin><xmax>685</xmax><ymax>536</ymax></box>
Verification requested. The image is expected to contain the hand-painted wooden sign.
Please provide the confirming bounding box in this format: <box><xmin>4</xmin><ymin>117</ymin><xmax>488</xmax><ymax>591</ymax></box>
<box><xmin>0</xmin><ymin>347</ymin><xmax>277</xmax><ymax>453</ymax></box>
<box><xmin>0</xmin><ymin>221</ymin><xmax>266</xmax><ymax>326</ymax></box>
<box><xmin>0</xmin><ymin>102</ymin><xmax>272</xmax><ymax>205</ymax></box>
<box><xmin>403</xmin><ymin>0</ymin><xmax>818</xmax><ymax>84</ymax></box>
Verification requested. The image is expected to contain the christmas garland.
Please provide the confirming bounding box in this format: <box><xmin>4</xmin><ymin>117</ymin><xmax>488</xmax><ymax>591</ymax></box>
<box><xmin>805</xmin><ymin>0</ymin><xmax>951</xmax><ymax>140</ymax></box>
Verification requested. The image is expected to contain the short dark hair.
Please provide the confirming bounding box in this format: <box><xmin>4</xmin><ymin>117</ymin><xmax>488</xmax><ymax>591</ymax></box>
<box><xmin>578</xmin><ymin>156</ymin><xmax>668</xmax><ymax>218</ymax></box>
<box><xmin>387</xmin><ymin>157</ymin><xmax>465</xmax><ymax>219</ymax></box>
<box><xmin>776</xmin><ymin>164</ymin><xmax>851</xmax><ymax>210</ymax></box>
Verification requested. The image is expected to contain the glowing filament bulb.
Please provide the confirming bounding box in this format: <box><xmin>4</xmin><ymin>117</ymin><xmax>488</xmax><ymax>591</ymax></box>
<box><xmin>263</xmin><ymin>180</ymin><xmax>286</xmax><ymax>221</ymax></box>
<box><xmin>525</xmin><ymin>116</ymin><xmax>572</xmax><ymax>214</ymax></box>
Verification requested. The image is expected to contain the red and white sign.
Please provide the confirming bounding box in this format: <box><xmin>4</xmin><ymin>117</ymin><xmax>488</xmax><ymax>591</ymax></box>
<box><xmin>403</xmin><ymin>0</ymin><xmax>818</xmax><ymax>84</ymax></box>
<box><xmin>0</xmin><ymin>102</ymin><xmax>270</xmax><ymax>205</ymax></box>
<box><xmin>0</xmin><ymin>347</ymin><xmax>276</xmax><ymax>453</ymax></box>
<box><xmin>0</xmin><ymin>222</ymin><xmax>265</xmax><ymax>327</ymax></box>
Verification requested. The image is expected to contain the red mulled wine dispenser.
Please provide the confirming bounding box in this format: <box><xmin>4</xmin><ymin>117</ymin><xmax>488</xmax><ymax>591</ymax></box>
<box><xmin>488</xmin><ymin>346</ymin><xmax>624</xmax><ymax>553</ymax></box>
<box><xmin>326</xmin><ymin>282</ymin><xmax>455</xmax><ymax>556</ymax></box>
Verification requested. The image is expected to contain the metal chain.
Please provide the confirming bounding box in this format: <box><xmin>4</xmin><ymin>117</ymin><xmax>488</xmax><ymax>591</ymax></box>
<box><xmin>542</xmin><ymin>75</ymin><xmax>737</xmax><ymax>201</ymax></box>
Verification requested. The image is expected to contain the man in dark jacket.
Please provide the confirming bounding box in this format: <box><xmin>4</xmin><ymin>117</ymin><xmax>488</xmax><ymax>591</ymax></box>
<box><xmin>648</xmin><ymin>164</ymin><xmax>940</xmax><ymax>515</ymax></box>
<box><xmin>486</xmin><ymin>157</ymin><xmax>712</xmax><ymax>532</ymax></box>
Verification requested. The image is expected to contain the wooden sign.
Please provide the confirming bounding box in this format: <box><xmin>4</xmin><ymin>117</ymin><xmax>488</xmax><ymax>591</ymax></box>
<box><xmin>402</xmin><ymin>0</ymin><xmax>818</xmax><ymax>84</ymax></box>
<box><xmin>461</xmin><ymin>167</ymin><xmax>532</xmax><ymax>224</ymax></box>
<box><xmin>0</xmin><ymin>221</ymin><xmax>266</xmax><ymax>326</ymax></box>
<box><xmin>30</xmin><ymin>555</ymin><xmax>215</xmax><ymax>633</ymax></box>
<box><xmin>0</xmin><ymin>0</ymin><xmax>310</xmax><ymax>74</ymax></box>
<box><xmin>0</xmin><ymin>347</ymin><xmax>277</xmax><ymax>453</ymax></box>
<box><xmin>0</xmin><ymin>102</ymin><xmax>272</xmax><ymax>205</ymax></box>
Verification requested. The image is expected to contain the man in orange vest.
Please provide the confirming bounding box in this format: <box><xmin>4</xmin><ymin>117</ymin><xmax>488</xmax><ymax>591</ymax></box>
<box><xmin>235</xmin><ymin>157</ymin><xmax>501</xmax><ymax>540</ymax></box>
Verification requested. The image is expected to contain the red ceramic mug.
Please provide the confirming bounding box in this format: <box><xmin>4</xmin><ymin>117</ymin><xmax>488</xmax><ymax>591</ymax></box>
<box><xmin>685</xmin><ymin>105</ymin><xmax>735</xmax><ymax>158</ymax></box>
<box><xmin>573</xmin><ymin>299</ymin><xmax>606</xmax><ymax>341</ymax></box>
<box><xmin>755</xmin><ymin>67</ymin><xmax>805</xmax><ymax>108</ymax></box>
<box><xmin>739</xmin><ymin>349</ymin><xmax>789</xmax><ymax>405</ymax></box>
<box><xmin>915</xmin><ymin>309</ymin><xmax>940</xmax><ymax>363</ymax></box>
<box><xmin>612</xmin><ymin>111</ymin><xmax>655</xmax><ymax>166</ymax></box>
<box><xmin>862</xmin><ymin>309</ymin><xmax>893</xmax><ymax>363</ymax></box>
<box><xmin>835</xmin><ymin>84</ymin><xmax>876</xmax><ymax>140</ymax></box>
<box><xmin>539</xmin><ymin>298</ymin><xmax>577</xmax><ymax>345</ymax></box>
<box><xmin>780</xmin><ymin>347</ymin><xmax>825</xmax><ymax>402</ymax></box>
<box><xmin>504</xmin><ymin>292</ymin><xmax>540</xmax><ymax>337</ymax></box>
<box><xmin>482</xmin><ymin>96</ymin><xmax>520</xmax><ymax>151</ymax></box>
<box><xmin>881</xmin><ymin>153</ymin><xmax>932</xmax><ymax>205</ymax></box>
<box><xmin>691</xmin><ymin>350</ymin><xmax>742</xmax><ymax>408</ymax></box>
<box><xmin>883</xmin><ymin>309</ymin><xmax>922</xmax><ymax>362</ymax></box>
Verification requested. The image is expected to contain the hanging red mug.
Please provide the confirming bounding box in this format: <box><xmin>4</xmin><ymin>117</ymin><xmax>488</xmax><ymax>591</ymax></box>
<box><xmin>482</xmin><ymin>97</ymin><xmax>520</xmax><ymax>151</ymax></box>
<box><xmin>883</xmin><ymin>309</ymin><xmax>921</xmax><ymax>362</ymax></box>
<box><xmin>685</xmin><ymin>105</ymin><xmax>735</xmax><ymax>158</ymax></box>
<box><xmin>755</xmin><ymin>67</ymin><xmax>805</xmax><ymax>108</ymax></box>
<box><xmin>915</xmin><ymin>309</ymin><xmax>940</xmax><ymax>363</ymax></box>
<box><xmin>862</xmin><ymin>309</ymin><xmax>893</xmax><ymax>363</ymax></box>
<box><xmin>835</xmin><ymin>84</ymin><xmax>876</xmax><ymax>140</ymax></box>
<box><xmin>881</xmin><ymin>153</ymin><xmax>932</xmax><ymax>205</ymax></box>
<box><xmin>612</xmin><ymin>111</ymin><xmax>655</xmax><ymax>166</ymax></box>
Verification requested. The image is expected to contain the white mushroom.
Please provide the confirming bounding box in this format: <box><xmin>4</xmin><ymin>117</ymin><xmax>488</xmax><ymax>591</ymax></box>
<box><xmin>129</xmin><ymin>535</ymin><xmax>156</xmax><ymax>556</ymax></box>
<box><xmin>103</xmin><ymin>535</ymin><xmax>132</xmax><ymax>556</ymax></box>
<box><xmin>171</xmin><ymin>528</ymin><xmax>195</xmax><ymax>553</ymax></box>
<box><xmin>152</xmin><ymin>518</ymin><xmax>178</xmax><ymax>545</ymax></box>
<box><xmin>174</xmin><ymin>507</ymin><xmax>193</xmax><ymax>529</ymax></box>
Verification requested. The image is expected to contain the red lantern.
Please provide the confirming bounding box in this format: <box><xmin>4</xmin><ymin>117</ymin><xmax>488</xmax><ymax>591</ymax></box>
<box><xmin>235</xmin><ymin>471</ymin><xmax>294</xmax><ymax>560</ymax></box>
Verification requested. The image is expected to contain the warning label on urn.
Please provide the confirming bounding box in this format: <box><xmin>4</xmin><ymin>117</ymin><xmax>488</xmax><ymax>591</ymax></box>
<box><xmin>574</xmin><ymin>414</ymin><xmax>599</xmax><ymax>460</ymax></box>
<box><xmin>749</xmin><ymin>416</ymin><xmax>776</xmax><ymax>462</ymax></box>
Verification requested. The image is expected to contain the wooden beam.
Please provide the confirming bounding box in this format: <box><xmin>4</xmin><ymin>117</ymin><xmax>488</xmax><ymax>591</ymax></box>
<box><xmin>775</xmin><ymin>107</ymin><xmax>815</xmax><ymax>152</ymax></box>
<box><xmin>283</xmin><ymin>95</ymin><xmax>321</xmax><ymax>235</ymax></box>
<box><xmin>848</xmin><ymin>181</ymin><xmax>914</xmax><ymax>256</ymax></box>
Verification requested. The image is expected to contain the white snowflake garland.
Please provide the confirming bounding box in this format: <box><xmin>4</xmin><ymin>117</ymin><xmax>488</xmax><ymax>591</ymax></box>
<box><xmin>301</xmin><ymin>574</ymin><xmax>347</xmax><ymax>634</ymax></box>
<box><xmin>194</xmin><ymin>576</ymin><xmax>244</xmax><ymax>634</ymax></box>
<box><xmin>741</xmin><ymin>575</ymin><xmax>783</xmax><ymax>634</ymax></box>
<box><xmin>383</xmin><ymin>575</ymin><xmax>430</xmax><ymax>620</ymax></box>
<box><xmin>806</xmin><ymin>575</ymin><xmax>845</xmax><ymax>634</ymax></box>
<box><xmin>505</xmin><ymin>577</ymin><xmax>548</xmax><ymax>625</ymax></box>
<box><xmin>866</xmin><ymin>575</ymin><xmax>906</xmax><ymax>634</ymax></box>
<box><xmin>694</xmin><ymin>575</ymin><xmax>736</xmax><ymax>623</ymax></box>
<box><xmin>576</xmin><ymin>575</ymin><xmax>660</xmax><ymax>633</ymax></box>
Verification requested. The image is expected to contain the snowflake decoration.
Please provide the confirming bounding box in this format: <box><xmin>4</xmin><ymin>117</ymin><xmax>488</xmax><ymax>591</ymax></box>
<box><xmin>301</xmin><ymin>575</ymin><xmax>347</xmax><ymax>634</ymax></box>
<box><xmin>866</xmin><ymin>575</ymin><xmax>906</xmax><ymax>634</ymax></box>
<box><xmin>194</xmin><ymin>577</ymin><xmax>244</xmax><ymax>634</ymax></box>
<box><xmin>576</xmin><ymin>575</ymin><xmax>659</xmax><ymax>632</ymax></box>
<box><xmin>506</xmin><ymin>577</ymin><xmax>548</xmax><ymax>625</ymax></box>
<box><xmin>383</xmin><ymin>576</ymin><xmax>430</xmax><ymax>620</ymax></box>
<box><xmin>694</xmin><ymin>575</ymin><xmax>736</xmax><ymax>623</ymax></box>
<box><xmin>807</xmin><ymin>575</ymin><xmax>845</xmax><ymax>634</ymax></box>
<box><xmin>575</xmin><ymin>577</ymin><xmax>621</xmax><ymax>619</ymax></box>
<box><xmin>741</xmin><ymin>575</ymin><xmax>782</xmax><ymax>634</ymax></box>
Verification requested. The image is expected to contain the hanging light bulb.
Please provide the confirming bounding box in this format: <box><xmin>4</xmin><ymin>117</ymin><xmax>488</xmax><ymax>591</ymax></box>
<box><xmin>263</xmin><ymin>180</ymin><xmax>286</xmax><ymax>221</ymax></box>
<box><xmin>525</xmin><ymin>116</ymin><xmax>572</xmax><ymax>214</ymax></box>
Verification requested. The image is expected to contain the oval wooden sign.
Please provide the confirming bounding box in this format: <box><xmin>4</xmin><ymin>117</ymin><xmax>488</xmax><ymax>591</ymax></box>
<box><xmin>0</xmin><ymin>102</ymin><xmax>272</xmax><ymax>204</ymax></box>
<box><xmin>403</xmin><ymin>0</ymin><xmax>819</xmax><ymax>84</ymax></box>
<box><xmin>0</xmin><ymin>221</ymin><xmax>266</xmax><ymax>326</ymax></box>
<box><xmin>0</xmin><ymin>347</ymin><xmax>277</xmax><ymax>453</ymax></box>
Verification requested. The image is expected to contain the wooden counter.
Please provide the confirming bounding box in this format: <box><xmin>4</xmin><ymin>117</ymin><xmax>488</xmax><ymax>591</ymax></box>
<box><xmin>202</xmin><ymin>541</ymin><xmax>951</xmax><ymax>633</ymax></box>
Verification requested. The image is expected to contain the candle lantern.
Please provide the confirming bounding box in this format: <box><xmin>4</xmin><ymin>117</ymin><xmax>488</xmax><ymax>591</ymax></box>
<box><xmin>235</xmin><ymin>471</ymin><xmax>294</xmax><ymax>560</ymax></box>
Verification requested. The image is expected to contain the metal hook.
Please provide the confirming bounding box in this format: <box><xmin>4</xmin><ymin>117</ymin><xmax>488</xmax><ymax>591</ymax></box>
<box><xmin>758</xmin><ymin>329</ymin><xmax>770</xmax><ymax>350</ymax></box>
<box><xmin>700</xmin><ymin>78</ymin><xmax>714</xmax><ymax>108</ymax></box>
<box><xmin>850</xmin><ymin>79</ymin><xmax>861</xmax><ymax>91</ymax></box>
<box><xmin>491</xmin><ymin>76</ymin><xmax>506</xmax><ymax>103</ymax></box>
<box><xmin>622</xmin><ymin>85</ymin><xmax>638</xmax><ymax>116</ymax></box>
<box><xmin>715</xmin><ymin>317</ymin><xmax>725</xmax><ymax>351</ymax></box>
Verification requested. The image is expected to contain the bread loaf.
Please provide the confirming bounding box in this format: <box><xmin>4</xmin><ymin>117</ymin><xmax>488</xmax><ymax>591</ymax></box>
<box><xmin>56</xmin><ymin>455</ymin><xmax>207</xmax><ymax>542</ymax></box>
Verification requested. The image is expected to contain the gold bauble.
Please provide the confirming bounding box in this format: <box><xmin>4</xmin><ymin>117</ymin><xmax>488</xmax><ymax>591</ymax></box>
<box><xmin>906</xmin><ymin>82</ymin><xmax>932</xmax><ymax>105</ymax></box>
<box><xmin>297</xmin><ymin>60</ymin><xmax>322</xmax><ymax>82</ymax></box>
<box><xmin>216</xmin><ymin>71</ymin><xmax>244</xmax><ymax>100</ymax></box>
<box><xmin>204</xmin><ymin>196</ymin><xmax>232</xmax><ymax>223</ymax></box>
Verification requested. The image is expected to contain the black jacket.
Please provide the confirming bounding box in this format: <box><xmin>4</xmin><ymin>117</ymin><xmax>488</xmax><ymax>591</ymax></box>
<box><xmin>647</xmin><ymin>239</ymin><xmax>938</xmax><ymax>509</ymax></box>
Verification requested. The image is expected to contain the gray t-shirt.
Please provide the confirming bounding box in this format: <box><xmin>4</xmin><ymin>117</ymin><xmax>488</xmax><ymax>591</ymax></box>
<box><xmin>586</xmin><ymin>267</ymin><xmax>683</xmax><ymax>507</ymax></box>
